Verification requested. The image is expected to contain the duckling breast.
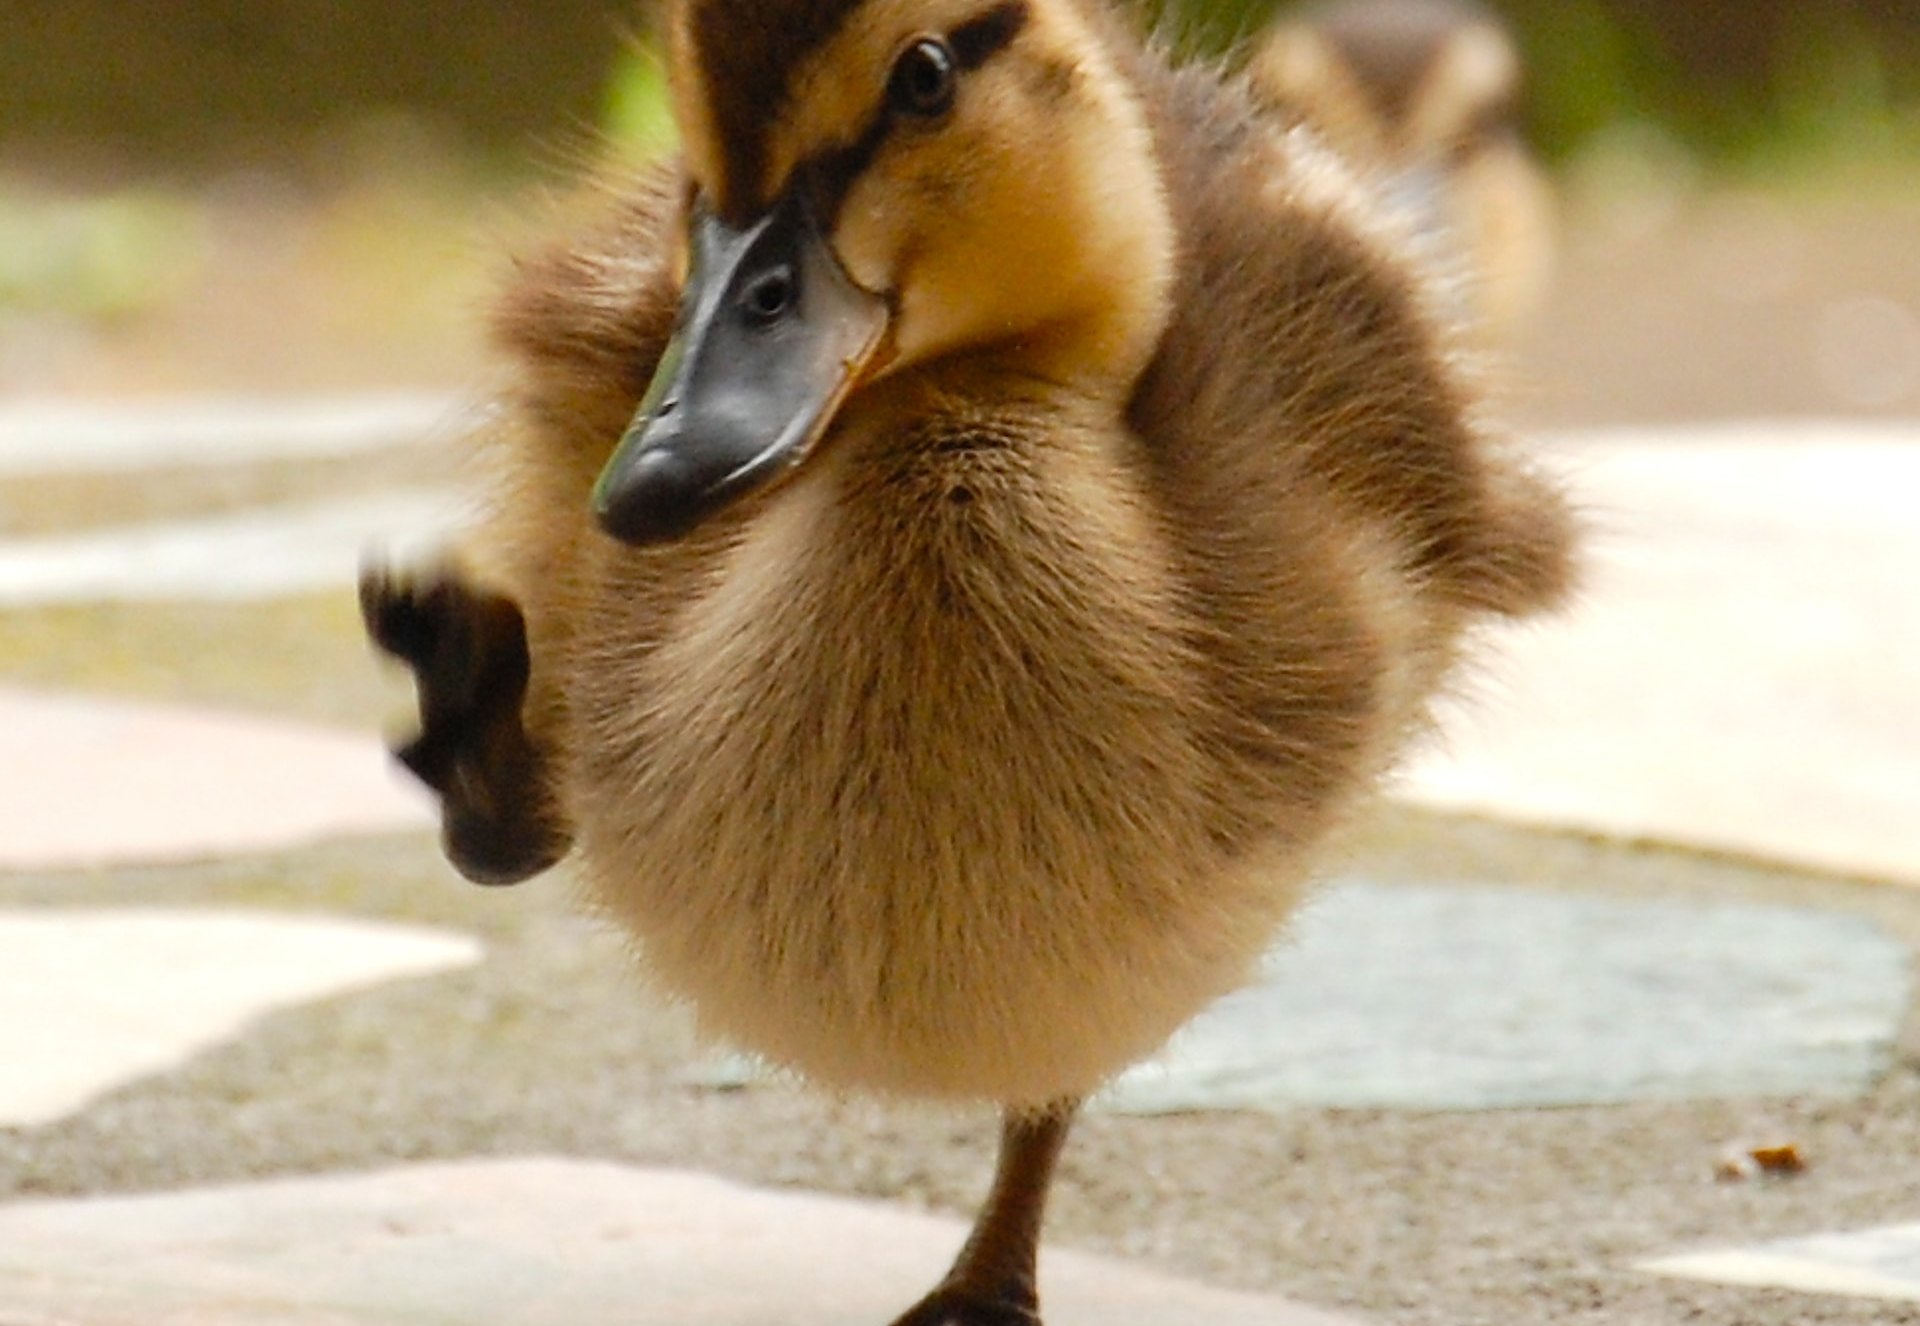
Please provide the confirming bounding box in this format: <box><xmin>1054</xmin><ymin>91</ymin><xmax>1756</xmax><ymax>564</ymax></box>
<box><xmin>560</xmin><ymin>394</ymin><xmax>1353</xmax><ymax>1105</ymax></box>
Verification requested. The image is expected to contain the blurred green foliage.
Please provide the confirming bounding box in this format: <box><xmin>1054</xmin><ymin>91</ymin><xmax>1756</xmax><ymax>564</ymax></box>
<box><xmin>602</xmin><ymin>47</ymin><xmax>680</xmax><ymax>160</ymax></box>
<box><xmin>1139</xmin><ymin>0</ymin><xmax>1920</xmax><ymax>170</ymax></box>
<box><xmin>0</xmin><ymin>1</ymin><xmax>619</xmax><ymax>167</ymax></box>
<box><xmin>1761</xmin><ymin>11</ymin><xmax>1920</xmax><ymax>170</ymax></box>
<box><xmin>1528</xmin><ymin>4</ymin><xmax>1918</xmax><ymax>169</ymax></box>
<box><xmin>0</xmin><ymin>192</ymin><xmax>207</xmax><ymax>320</ymax></box>
<box><xmin>0</xmin><ymin>0</ymin><xmax>1912</xmax><ymax>176</ymax></box>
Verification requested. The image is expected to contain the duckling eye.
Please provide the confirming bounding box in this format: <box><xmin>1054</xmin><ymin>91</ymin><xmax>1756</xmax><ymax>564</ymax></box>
<box><xmin>740</xmin><ymin>267</ymin><xmax>796</xmax><ymax>326</ymax></box>
<box><xmin>889</xmin><ymin>38</ymin><xmax>957</xmax><ymax>118</ymax></box>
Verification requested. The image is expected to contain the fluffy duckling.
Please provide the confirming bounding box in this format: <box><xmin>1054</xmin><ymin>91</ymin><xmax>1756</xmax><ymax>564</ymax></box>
<box><xmin>1251</xmin><ymin>0</ymin><xmax>1556</xmax><ymax>339</ymax></box>
<box><xmin>364</xmin><ymin>0</ymin><xmax>1574</xmax><ymax>1320</ymax></box>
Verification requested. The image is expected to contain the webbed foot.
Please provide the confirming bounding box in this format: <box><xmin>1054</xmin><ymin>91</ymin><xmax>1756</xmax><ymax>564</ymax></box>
<box><xmin>360</xmin><ymin>562</ymin><xmax>571</xmax><ymax>884</ymax></box>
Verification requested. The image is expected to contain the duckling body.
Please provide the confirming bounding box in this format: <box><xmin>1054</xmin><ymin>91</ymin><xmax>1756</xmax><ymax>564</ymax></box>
<box><xmin>482</xmin><ymin>68</ymin><xmax>1562</xmax><ymax>1108</ymax></box>
<box><xmin>367</xmin><ymin>0</ymin><xmax>1572</xmax><ymax>1318</ymax></box>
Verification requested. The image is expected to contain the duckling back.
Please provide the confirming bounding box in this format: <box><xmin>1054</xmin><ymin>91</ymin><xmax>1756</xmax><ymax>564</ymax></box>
<box><xmin>1105</xmin><ymin>41</ymin><xmax>1574</xmax><ymax>867</ymax></box>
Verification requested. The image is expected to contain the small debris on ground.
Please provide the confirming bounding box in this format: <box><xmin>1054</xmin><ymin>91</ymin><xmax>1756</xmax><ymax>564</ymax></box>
<box><xmin>1714</xmin><ymin>1141</ymin><xmax>1809</xmax><ymax>1182</ymax></box>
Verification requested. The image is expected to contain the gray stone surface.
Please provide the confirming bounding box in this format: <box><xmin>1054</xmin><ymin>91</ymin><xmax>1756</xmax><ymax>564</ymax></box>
<box><xmin>0</xmin><ymin>1159</ymin><xmax>1363</xmax><ymax>1326</ymax></box>
<box><xmin>1100</xmin><ymin>881</ymin><xmax>1911</xmax><ymax>1113</ymax></box>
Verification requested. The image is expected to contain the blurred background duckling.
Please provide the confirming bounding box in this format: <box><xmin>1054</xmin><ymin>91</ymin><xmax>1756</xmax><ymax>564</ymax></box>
<box><xmin>1251</xmin><ymin>0</ymin><xmax>1556</xmax><ymax>343</ymax></box>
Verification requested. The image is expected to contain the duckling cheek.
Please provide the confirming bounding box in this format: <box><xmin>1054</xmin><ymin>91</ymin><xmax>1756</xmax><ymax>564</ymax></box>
<box><xmin>831</xmin><ymin>171</ymin><xmax>999</xmax><ymax>371</ymax></box>
<box><xmin>828</xmin><ymin>188</ymin><xmax>908</xmax><ymax>307</ymax></box>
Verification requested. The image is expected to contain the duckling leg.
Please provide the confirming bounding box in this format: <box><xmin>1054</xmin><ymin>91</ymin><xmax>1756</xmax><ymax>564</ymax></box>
<box><xmin>889</xmin><ymin>1104</ymin><xmax>1077</xmax><ymax>1326</ymax></box>
<box><xmin>359</xmin><ymin>564</ymin><xmax>571</xmax><ymax>884</ymax></box>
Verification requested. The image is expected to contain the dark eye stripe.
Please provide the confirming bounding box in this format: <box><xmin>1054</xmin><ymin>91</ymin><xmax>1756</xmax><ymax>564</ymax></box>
<box><xmin>952</xmin><ymin>1</ymin><xmax>1030</xmax><ymax>71</ymax></box>
<box><xmin>802</xmin><ymin>105</ymin><xmax>898</xmax><ymax>224</ymax></box>
<box><xmin>795</xmin><ymin>1</ymin><xmax>1032</xmax><ymax>226</ymax></box>
<box><xmin>691</xmin><ymin>0</ymin><xmax>869</xmax><ymax>219</ymax></box>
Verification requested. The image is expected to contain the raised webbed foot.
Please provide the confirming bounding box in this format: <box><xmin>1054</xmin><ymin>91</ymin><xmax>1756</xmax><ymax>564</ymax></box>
<box><xmin>360</xmin><ymin>562</ymin><xmax>571</xmax><ymax>884</ymax></box>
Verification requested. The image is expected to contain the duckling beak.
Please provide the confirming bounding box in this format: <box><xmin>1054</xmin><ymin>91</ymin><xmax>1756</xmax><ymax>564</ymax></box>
<box><xmin>593</xmin><ymin>194</ymin><xmax>891</xmax><ymax>545</ymax></box>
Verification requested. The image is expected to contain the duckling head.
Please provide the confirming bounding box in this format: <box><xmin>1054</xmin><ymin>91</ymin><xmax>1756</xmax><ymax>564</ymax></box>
<box><xmin>593</xmin><ymin>0</ymin><xmax>1174</xmax><ymax>544</ymax></box>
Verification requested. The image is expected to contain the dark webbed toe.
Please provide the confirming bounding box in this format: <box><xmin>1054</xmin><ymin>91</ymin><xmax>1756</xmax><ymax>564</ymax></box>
<box><xmin>360</xmin><ymin>562</ymin><xmax>571</xmax><ymax>885</ymax></box>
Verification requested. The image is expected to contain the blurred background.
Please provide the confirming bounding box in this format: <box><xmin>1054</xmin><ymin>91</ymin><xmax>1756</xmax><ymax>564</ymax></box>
<box><xmin>0</xmin><ymin>0</ymin><xmax>1915</xmax><ymax>421</ymax></box>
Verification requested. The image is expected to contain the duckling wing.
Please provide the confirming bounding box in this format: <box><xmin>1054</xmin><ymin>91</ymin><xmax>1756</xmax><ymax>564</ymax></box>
<box><xmin>1133</xmin><ymin>58</ymin><xmax>1573</xmax><ymax>624</ymax></box>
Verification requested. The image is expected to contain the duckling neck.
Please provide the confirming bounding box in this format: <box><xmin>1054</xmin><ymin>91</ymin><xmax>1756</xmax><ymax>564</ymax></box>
<box><xmin>849</xmin><ymin>354</ymin><xmax>1144</xmax><ymax>484</ymax></box>
<box><xmin>1009</xmin><ymin>96</ymin><xmax>1178</xmax><ymax>395</ymax></box>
